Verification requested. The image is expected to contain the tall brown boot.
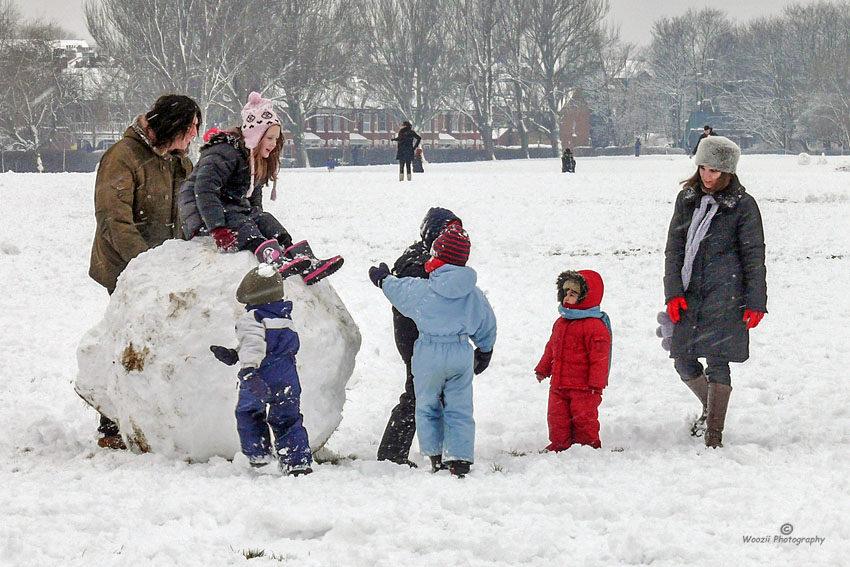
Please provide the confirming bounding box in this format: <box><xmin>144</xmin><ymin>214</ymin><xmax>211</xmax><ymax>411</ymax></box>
<box><xmin>705</xmin><ymin>382</ymin><xmax>732</xmax><ymax>448</ymax></box>
<box><xmin>683</xmin><ymin>374</ymin><xmax>708</xmax><ymax>437</ymax></box>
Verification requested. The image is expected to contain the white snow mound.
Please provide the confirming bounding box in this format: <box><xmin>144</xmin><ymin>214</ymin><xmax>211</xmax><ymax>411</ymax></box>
<box><xmin>797</xmin><ymin>152</ymin><xmax>811</xmax><ymax>165</ymax></box>
<box><xmin>75</xmin><ymin>238</ymin><xmax>360</xmax><ymax>461</ymax></box>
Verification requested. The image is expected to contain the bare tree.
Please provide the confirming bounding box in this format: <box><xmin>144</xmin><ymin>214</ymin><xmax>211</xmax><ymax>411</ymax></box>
<box><xmin>646</xmin><ymin>9</ymin><xmax>733</xmax><ymax>147</ymax></box>
<box><xmin>446</xmin><ymin>0</ymin><xmax>507</xmax><ymax>159</ymax></box>
<box><xmin>524</xmin><ymin>0</ymin><xmax>608</xmax><ymax>155</ymax></box>
<box><xmin>355</xmin><ymin>0</ymin><xmax>455</xmax><ymax>130</ymax></box>
<box><xmin>493</xmin><ymin>0</ymin><xmax>532</xmax><ymax>156</ymax></box>
<box><xmin>256</xmin><ymin>0</ymin><xmax>358</xmax><ymax>168</ymax></box>
<box><xmin>0</xmin><ymin>19</ymin><xmax>73</xmax><ymax>169</ymax></box>
<box><xmin>85</xmin><ymin>0</ymin><xmax>273</xmax><ymax>124</ymax></box>
<box><xmin>580</xmin><ymin>26</ymin><xmax>635</xmax><ymax>146</ymax></box>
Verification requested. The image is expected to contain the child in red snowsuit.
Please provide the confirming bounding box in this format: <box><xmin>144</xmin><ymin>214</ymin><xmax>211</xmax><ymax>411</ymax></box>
<box><xmin>535</xmin><ymin>270</ymin><xmax>612</xmax><ymax>450</ymax></box>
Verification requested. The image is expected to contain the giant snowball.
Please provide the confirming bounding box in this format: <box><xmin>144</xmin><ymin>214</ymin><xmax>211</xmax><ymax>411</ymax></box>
<box><xmin>75</xmin><ymin>238</ymin><xmax>360</xmax><ymax>461</ymax></box>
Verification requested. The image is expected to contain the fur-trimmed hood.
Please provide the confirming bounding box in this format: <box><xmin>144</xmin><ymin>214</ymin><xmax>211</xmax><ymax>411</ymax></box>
<box><xmin>200</xmin><ymin>130</ymin><xmax>247</xmax><ymax>156</ymax></box>
<box><xmin>682</xmin><ymin>175</ymin><xmax>747</xmax><ymax>210</ymax></box>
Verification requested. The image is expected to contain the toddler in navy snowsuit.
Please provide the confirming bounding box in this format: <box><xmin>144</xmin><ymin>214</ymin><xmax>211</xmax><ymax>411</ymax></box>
<box><xmin>211</xmin><ymin>265</ymin><xmax>312</xmax><ymax>476</ymax></box>
<box><xmin>369</xmin><ymin>225</ymin><xmax>497</xmax><ymax>477</ymax></box>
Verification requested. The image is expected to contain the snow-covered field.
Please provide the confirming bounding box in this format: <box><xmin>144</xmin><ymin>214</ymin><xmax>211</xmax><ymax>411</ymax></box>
<box><xmin>1</xmin><ymin>154</ymin><xmax>848</xmax><ymax>566</ymax></box>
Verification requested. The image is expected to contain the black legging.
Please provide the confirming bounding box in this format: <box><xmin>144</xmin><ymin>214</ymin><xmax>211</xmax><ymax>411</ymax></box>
<box><xmin>399</xmin><ymin>160</ymin><xmax>412</xmax><ymax>175</ymax></box>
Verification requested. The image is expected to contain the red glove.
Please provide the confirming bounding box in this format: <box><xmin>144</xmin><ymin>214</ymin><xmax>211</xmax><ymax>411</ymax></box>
<box><xmin>211</xmin><ymin>227</ymin><xmax>237</xmax><ymax>252</ymax></box>
<box><xmin>743</xmin><ymin>310</ymin><xmax>764</xmax><ymax>329</ymax></box>
<box><xmin>667</xmin><ymin>296</ymin><xmax>688</xmax><ymax>323</ymax></box>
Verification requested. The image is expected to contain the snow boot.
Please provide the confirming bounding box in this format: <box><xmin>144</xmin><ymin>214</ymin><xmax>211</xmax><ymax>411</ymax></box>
<box><xmin>684</xmin><ymin>374</ymin><xmax>709</xmax><ymax>437</ymax></box>
<box><xmin>407</xmin><ymin>172</ymin><xmax>412</xmax><ymax>181</ymax></box>
<box><xmin>430</xmin><ymin>455</ymin><xmax>446</xmax><ymax>473</ymax></box>
<box><xmin>399</xmin><ymin>173</ymin><xmax>404</xmax><ymax>181</ymax></box>
<box><xmin>705</xmin><ymin>383</ymin><xmax>732</xmax><ymax>448</ymax></box>
<box><xmin>254</xmin><ymin>239</ymin><xmax>310</xmax><ymax>278</ymax></box>
<box><xmin>283</xmin><ymin>240</ymin><xmax>344</xmax><ymax>285</ymax></box>
<box><xmin>447</xmin><ymin>460</ymin><xmax>471</xmax><ymax>478</ymax></box>
<box><xmin>286</xmin><ymin>465</ymin><xmax>313</xmax><ymax>477</ymax></box>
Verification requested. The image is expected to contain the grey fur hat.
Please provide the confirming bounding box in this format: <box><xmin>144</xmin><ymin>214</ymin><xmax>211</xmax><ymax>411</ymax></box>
<box><xmin>694</xmin><ymin>135</ymin><xmax>740</xmax><ymax>174</ymax></box>
<box><xmin>236</xmin><ymin>265</ymin><xmax>284</xmax><ymax>305</ymax></box>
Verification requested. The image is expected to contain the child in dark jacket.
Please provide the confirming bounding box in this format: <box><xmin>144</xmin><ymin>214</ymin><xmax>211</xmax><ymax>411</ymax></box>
<box><xmin>179</xmin><ymin>92</ymin><xmax>342</xmax><ymax>285</ymax></box>
<box><xmin>369</xmin><ymin>225</ymin><xmax>497</xmax><ymax>478</ymax></box>
<box><xmin>535</xmin><ymin>270</ymin><xmax>612</xmax><ymax>450</ymax></box>
<box><xmin>210</xmin><ymin>265</ymin><xmax>312</xmax><ymax>476</ymax></box>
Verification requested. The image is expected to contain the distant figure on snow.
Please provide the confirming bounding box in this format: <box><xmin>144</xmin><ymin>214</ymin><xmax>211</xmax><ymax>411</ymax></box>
<box><xmin>412</xmin><ymin>147</ymin><xmax>424</xmax><ymax>173</ymax></box>
<box><xmin>326</xmin><ymin>157</ymin><xmax>336</xmax><ymax>171</ymax></box>
<box><xmin>392</xmin><ymin>120</ymin><xmax>421</xmax><ymax>181</ymax></box>
<box><xmin>691</xmin><ymin>125</ymin><xmax>715</xmax><ymax>156</ymax></box>
<box><xmin>561</xmin><ymin>148</ymin><xmax>576</xmax><ymax>173</ymax></box>
<box><xmin>635</xmin><ymin>137</ymin><xmax>641</xmax><ymax>157</ymax></box>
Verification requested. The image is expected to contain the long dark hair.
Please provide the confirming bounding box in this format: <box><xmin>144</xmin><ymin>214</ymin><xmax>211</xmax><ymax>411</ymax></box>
<box><xmin>681</xmin><ymin>168</ymin><xmax>732</xmax><ymax>192</ymax></box>
<box><xmin>145</xmin><ymin>94</ymin><xmax>202</xmax><ymax>149</ymax></box>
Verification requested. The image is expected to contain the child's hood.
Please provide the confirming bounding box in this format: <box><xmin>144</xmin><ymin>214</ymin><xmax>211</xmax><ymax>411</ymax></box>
<box><xmin>246</xmin><ymin>300</ymin><xmax>293</xmax><ymax>319</ymax></box>
<box><xmin>428</xmin><ymin>264</ymin><xmax>477</xmax><ymax>299</ymax></box>
<box><xmin>571</xmin><ymin>270</ymin><xmax>604</xmax><ymax>310</ymax></box>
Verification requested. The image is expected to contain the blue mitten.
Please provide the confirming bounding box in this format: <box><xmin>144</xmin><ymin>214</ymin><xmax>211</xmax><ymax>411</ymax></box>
<box><xmin>238</xmin><ymin>367</ymin><xmax>271</xmax><ymax>402</ymax></box>
<box><xmin>656</xmin><ymin>311</ymin><xmax>674</xmax><ymax>352</ymax></box>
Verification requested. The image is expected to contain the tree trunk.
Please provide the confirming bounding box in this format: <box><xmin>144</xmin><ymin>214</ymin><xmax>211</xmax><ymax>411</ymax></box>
<box><xmin>514</xmin><ymin>81</ymin><xmax>529</xmax><ymax>158</ymax></box>
<box><xmin>287</xmin><ymin>99</ymin><xmax>310</xmax><ymax>168</ymax></box>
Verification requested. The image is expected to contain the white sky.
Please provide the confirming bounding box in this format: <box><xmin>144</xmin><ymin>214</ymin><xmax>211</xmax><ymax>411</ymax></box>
<box><xmin>16</xmin><ymin>0</ymin><xmax>826</xmax><ymax>46</ymax></box>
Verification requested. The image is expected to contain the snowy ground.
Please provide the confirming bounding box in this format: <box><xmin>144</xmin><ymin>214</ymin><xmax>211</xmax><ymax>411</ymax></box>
<box><xmin>1</xmin><ymin>154</ymin><xmax>848</xmax><ymax>566</ymax></box>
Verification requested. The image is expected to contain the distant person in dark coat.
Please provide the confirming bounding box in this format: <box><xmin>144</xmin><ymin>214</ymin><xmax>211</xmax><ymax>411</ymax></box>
<box><xmin>662</xmin><ymin>135</ymin><xmax>767</xmax><ymax>449</ymax></box>
<box><xmin>561</xmin><ymin>148</ymin><xmax>576</xmax><ymax>173</ymax></box>
<box><xmin>635</xmin><ymin>138</ymin><xmax>641</xmax><ymax>157</ymax></box>
<box><xmin>412</xmin><ymin>147</ymin><xmax>424</xmax><ymax>173</ymax></box>
<box><xmin>691</xmin><ymin>125</ymin><xmax>715</xmax><ymax>156</ymax></box>
<box><xmin>376</xmin><ymin>207</ymin><xmax>463</xmax><ymax>467</ymax></box>
<box><xmin>392</xmin><ymin>120</ymin><xmax>421</xmax><ymax>181</ymax></box>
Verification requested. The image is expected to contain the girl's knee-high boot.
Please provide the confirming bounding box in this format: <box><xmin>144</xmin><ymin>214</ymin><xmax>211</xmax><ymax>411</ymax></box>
<box><xmin>683</xmin><ymin>374</ymin><xmax>709</xmax><ymax>437</ymax></box>
<box><xmin>705</xmin><ymin>383</ymin><xmax>732</xmax><ymax>448</ymax></box>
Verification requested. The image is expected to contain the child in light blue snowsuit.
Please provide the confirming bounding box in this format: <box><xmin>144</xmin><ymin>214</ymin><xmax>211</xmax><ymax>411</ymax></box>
<box><xmin>369</xmin><ymin>225</ymin><xmax>496</xmax><ymax>477</ymax></box>
<box><xmin>210</xmin><ymin>265</ymin><xmax>312</xmax><ymax>476</ymax></box>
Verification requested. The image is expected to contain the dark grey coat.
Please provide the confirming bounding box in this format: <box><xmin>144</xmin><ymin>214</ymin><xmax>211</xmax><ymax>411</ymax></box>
<box><xmin>663</xmin><ymin>176</ymin><xmax>767</xmax><ymax>362</ymax></box>
<box><xmin>178</xmin><ymin>132</ymin><xmax>263</xmax><ymax>238</ymax></box>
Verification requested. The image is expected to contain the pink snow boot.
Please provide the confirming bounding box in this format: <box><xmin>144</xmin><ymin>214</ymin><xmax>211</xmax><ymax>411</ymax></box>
<box><xmin>283</xmin><ymin>240</ymin><xmax>344</xmax><ymax>285</ymax></box>
<box><xmin>254</xmin><ymin>239</ymin><xmax>310</xmax><ymax>279</ymax></box>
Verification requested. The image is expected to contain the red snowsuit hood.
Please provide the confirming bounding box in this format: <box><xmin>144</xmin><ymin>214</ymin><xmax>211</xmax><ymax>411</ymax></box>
<box><xmin>569</xmin><ymin>270</ymin><xmax>604</xmax><ymax>310</ymax></box>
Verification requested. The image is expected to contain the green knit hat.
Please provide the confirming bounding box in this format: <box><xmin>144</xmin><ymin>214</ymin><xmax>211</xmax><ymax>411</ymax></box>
<box><xmin>236</xmin><ymin>265</ymin><xmax>284</xmax><ymax>305</ymax></box>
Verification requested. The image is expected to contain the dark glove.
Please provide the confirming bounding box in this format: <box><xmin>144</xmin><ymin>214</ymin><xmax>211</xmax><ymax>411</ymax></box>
<box><xmin>211</xmin><ymin>227</ymin><xmax>237</xmax><ymax>251</ymax></box>
<box><xmin>473</xmin><ymin>348</ymin><xmax>492</xmax><ymax>375</ymax></box>
<box><xmin>238</xmin><ymin>367</ymin><xmax>271</xmax><ymax>402</ymax></box>
<box><xmin>666</xmin><ymin>296</ymin><xmax>688</xmax><ymax>323</ymax></box>
<box><xmin>210</xmin><ymin>345</ymin><xmax>238</xmax><ymax>366</ymax></box>
<box><xmin>369</xmin><ymin>262</ymin><xmax>390</xmax><ymax>288</ymax></box>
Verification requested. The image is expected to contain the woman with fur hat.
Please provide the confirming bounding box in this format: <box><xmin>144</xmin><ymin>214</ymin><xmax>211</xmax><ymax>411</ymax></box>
<box><xmin>179</xmin><ymin>92</ymin><xmax>343</xmax><ymax>285</ymax></box>
<box><xmin>663</xmin><ymin>136</ymin><xmax>767</xmax><ymax>448</ymax></box>
<box><xmin>535</xmin><ymin>270</ymin><xmax>612</xmax><ymax>450</ymax></box>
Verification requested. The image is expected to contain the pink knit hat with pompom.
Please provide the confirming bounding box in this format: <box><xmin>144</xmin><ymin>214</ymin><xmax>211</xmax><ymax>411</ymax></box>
<box><xmin>241</xmin><ymin>92</ymin><xmax>281</xmax><ymax>149</ymax></box>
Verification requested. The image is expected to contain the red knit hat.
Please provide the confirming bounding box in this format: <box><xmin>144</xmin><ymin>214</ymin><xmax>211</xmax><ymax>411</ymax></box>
<box><xmin>431</xmin><ymin>225</ymin><xmax>471</xmax><ymax>266</ymax></box>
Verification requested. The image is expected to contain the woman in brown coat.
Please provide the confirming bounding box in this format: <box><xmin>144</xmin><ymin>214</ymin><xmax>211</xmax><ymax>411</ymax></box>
<box><xmin>88</xmin><ymin>94</ymin><xmax>201</xmax><ymax>448</ymax></box>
